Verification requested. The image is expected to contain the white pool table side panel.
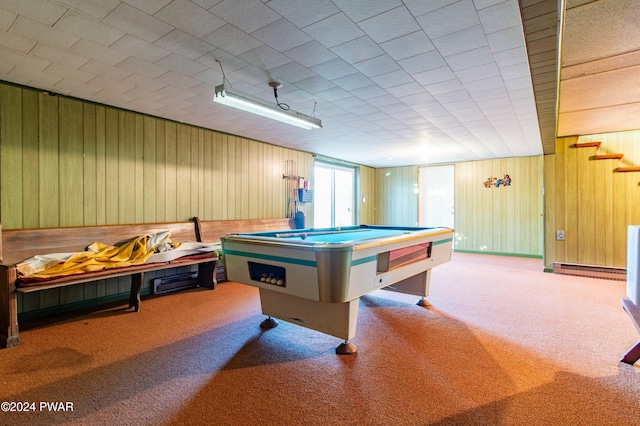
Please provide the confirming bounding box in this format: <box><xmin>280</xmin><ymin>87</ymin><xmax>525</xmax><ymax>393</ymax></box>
<box><xmin>223</xmin><ymin>241</ymin><xmax>323</xmax><ymax>301</ymax></box>
<box><xmin>259</xmin><ymin>289</ymin><xmax>359</xmax><ymax>341</ymax></box>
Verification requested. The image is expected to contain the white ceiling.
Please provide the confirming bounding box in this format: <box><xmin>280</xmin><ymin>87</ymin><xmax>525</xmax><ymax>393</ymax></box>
<box><xmin>0</xmin><ymin>0</ymin><xmax>625</xmax><ymax>169</ymax></box>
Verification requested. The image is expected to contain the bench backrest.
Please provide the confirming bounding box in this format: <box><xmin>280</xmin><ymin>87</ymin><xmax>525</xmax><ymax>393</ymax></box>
<box><xmin>0</xmin><ymin>221</ymin><xmax>198</xmax><ymax>266</ymax></box>
<box><xmin>194</xmin><ymin>217</ymin><xmax>294</xmax><ymax>243</ymax></box>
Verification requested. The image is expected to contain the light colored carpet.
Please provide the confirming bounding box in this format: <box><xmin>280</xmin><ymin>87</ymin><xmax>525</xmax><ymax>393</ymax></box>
<box><xmin>1</xmin><ymin>252</ymin><xmax>638</xmax><ymax>425</ymax></box>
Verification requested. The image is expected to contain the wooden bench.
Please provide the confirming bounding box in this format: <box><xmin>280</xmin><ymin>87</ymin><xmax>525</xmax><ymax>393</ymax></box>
<box><xmin>193</xmin><ymin>217</ymin><xmax>295</xmax><ymax>281</ymax></box>
<box><xmin>0</xmin><ymin>221</ymin><xmax>218</xmax><ymax>348</ymax></box>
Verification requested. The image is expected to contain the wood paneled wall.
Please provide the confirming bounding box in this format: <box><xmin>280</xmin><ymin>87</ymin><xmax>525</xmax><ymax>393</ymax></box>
<box><xmin>0</xmin><ymin>82</ymin><xmax>314</xmax><ymax>230</ymax></box>
<box><xmin>373</xmin><ymin>159</ymin><xmax>544</xmax><ymax>257</ymax></box>
<box><xmin>374</xmin><ymin>166</ymin><xmax>419</xmax><ymax>226</ymax></box>
<box><xmin>454</xmin><ymin>156</ymin><xmax>543</xmax><ymax>256</ymax></box>
<box><xmin>0</xmin><ymin>82</ymin><xmax>332</xmax><ymax>316</ymax></box>
<box><xmin>545</xmin><ymin>132</ymin><xmax>640</xmax><ymax>268</ymax></box>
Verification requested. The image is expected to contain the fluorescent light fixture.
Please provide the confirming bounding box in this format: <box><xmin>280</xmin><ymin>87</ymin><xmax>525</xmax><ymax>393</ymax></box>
<box><xmin>213</xmin><ymin>84</ymin><xmax>322</xmax><ymax>130</ymax></box>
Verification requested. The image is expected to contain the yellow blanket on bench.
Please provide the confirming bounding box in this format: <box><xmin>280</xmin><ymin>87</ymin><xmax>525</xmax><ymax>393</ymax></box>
<box><xmin>16</xmin><ymin>231</ymin><xmax>179</xmax><ymax>279</ymax></box>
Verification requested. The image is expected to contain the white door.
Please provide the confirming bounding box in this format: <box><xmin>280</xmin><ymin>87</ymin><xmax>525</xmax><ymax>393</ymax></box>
<box><xmin>419</xmin><ymin>165</ymin><xmax>454</xmax><ymax>229</ymax></box>
<box><xmin>314</xmin><ymin>162</ymin><xmax>355</xmax><ymax>228</ymax></box>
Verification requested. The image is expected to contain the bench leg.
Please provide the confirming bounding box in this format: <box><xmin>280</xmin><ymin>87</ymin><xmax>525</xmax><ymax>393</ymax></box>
<box><xmin>0</xmin><ymin>267</ymin><xmax>20</xmax><ymax>347</ymax></box>
<box><xmin>196</xmin><ymin>260</ymin><xmax>218</xmax><ymax>289</ymax></box>
<box><xmin>620</xmin><ymin>341</ymin><xmax>640</xmax><ymax>365</ymax></box>
<box><xmin>129</xmin><ymin>273</ymin><xmax>143</xmax><ymax>312</ymax></box>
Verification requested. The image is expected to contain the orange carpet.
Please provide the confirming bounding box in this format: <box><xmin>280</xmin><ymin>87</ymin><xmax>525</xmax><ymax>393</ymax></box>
<box><xmin>1</xmin><ymin>252</ymin><xmax>638</xmax><ymax>425</ymax></box>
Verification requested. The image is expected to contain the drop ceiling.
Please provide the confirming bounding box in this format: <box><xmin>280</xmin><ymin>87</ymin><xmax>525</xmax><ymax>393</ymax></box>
<box><xmin>0</xmin><ymin>0</ymin><xmax>635</xmax><ymax>168</ymax></box>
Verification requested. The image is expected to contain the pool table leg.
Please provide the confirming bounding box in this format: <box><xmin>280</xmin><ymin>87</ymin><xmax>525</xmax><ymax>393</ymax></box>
<box><xmin>336</xmin><ymin>341</ymin><xmax>357</xmax><ymax>355</ymax></box>
<box><xmin>260</xmin><ymin>316</ymin><xmax>279</xmax><ymax>329</ymax></box>
<box><xmin>417</xmin><ymin>297</ymin><xmax>431</xmax><ymax>307</ymax></box>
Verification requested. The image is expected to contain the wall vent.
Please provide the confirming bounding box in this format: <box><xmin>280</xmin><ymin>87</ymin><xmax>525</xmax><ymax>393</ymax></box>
<box><xmin>153</xmin><ymin>273</ymin><xmax>198</xmax><ymax>294</ymax></box>
<box><xmin>553</xmin><ymin>262</ymin><xmax>626</xmax><ymax>281</ymax></box>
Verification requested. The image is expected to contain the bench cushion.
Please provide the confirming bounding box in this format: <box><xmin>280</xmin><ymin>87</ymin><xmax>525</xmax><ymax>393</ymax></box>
<box><xmin>15</xmin><ymin>231</ymin><xmax>217</xmax><ymax>287</ymax></box>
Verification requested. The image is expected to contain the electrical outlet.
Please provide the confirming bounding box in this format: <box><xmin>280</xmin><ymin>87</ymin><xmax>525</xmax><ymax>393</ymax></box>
<box><xmin>556</xmin><ymin>230</ymin><xmax>565</xmax><ymax>240</ymax></box>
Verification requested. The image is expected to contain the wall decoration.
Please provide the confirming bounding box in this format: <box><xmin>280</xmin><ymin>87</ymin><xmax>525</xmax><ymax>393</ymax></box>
<box><xmin>483</xmin><ymin>174</ymin><xmax>511</xmax><ymax>188</ymax></box>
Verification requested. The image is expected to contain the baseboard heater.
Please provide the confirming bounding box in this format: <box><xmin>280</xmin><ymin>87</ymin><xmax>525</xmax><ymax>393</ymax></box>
<box><xmin>153</xmin><ymin>273</ymin><xmax>198</xmax><ymax>294</ymax></box>
<box><xmin>553</xmin><ymin>262</ymin><xmax>626</xmax><ymax>281</ymax></box>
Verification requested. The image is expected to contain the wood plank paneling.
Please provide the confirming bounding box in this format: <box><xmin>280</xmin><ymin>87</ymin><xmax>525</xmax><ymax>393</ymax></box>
<box><xmin>0</xmin><ymin>84</ymin><xmax>23</xmax><ymax>228</ymax></box>
<box><xmin>38</xmin><ymin>92</ymin><xmax>59</xmax><ymax>228</ymax></box>
<box><xmin>83</xmin><ymin>103</ymin><xmax>97</xmax><ymax>226</ymax></box>
<box><xmin>545</xmin><ymin>131</ymin><xmax>640</xmax><ymax>268</ymax></box>
<box><xmin>454</xmin><ymin>156</ymin><xmax>543</xmax><ymax>256</ymax></box>
<box><xmin>59</xmin><ymin>97</ymin><xmax>85</xmax><ymax>227</ymax></box>
<box><xmin>22</xmin><ymin>90</ymin><xmax>39</xmax><ymax>229</ymax></box>
<box><xmin>375</xmin><ymin>166</ymin><xmax>419</xmax><ymax>226</ymax></box>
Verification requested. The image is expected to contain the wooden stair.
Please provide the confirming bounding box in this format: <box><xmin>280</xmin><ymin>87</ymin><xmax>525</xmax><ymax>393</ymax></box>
<box><xmin>572</xmin><ymin>139</ymin><xmax>639</xmax><ymax>172</ymax></box>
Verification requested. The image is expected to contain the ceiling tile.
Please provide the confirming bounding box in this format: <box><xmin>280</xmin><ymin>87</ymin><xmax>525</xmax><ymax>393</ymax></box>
<box><xmin>211</xmin><ymin>0</ymin><xmax>280</xmax><ymax>33</ymax></box>
<box><xmin>290</xmin><ymin>74</ymin><xmax>334</xmax><ymax>93</ymax></box>
<box><xmin>424</xmin><ymin>78</ymin><xmax>464</xmax><ymax>95</ymax></box>
<box><xmin>379</xmin><ymin>30</ymin><xmax>434</xmax><ymax>61</ymax></box>
<box><xmin>56</xmin><ymin>0</ymin><xmax>120</xmax><ymax>19</ymax></box>
<box><xmin>331</xmin><ymin>0</ymin><xmax>402</xmax><ymax>23</ymax></box>
<box><xmin>33</xmin><ymin>44</ymin><xmax>89</xmax><ymax>69</ymax></box>
<box><xmin>156</xmin><ymin>70</ymin><xmax>202</xmax><ymax>89</ymax></box>
<box><xmin>251</xmin><ymin>18</ymin><xmax>312</xmax><ymax>51</ymax></box>
<box><xmin>358</xmin><ymin>6</ymin><xmax>421</xmax><ymax>43</ymax></box>
<box><xmin>384</xmin><ymin>81</ymin><xmax>424</xmax><ymax>98</ymax></box>
<box><xmin>283</xmin><ymin>40</ymin><xmax>337</xmax><ymax>67</ymax></box>
<box><xmin>331</xmin><ymin>36</ymin><xmax>383</xmax><ymax>64</ymax></box>
<box><xmin>0</xmin><ymin>0</ymin><xmax>65</xmax><ymax>25</ymax></box>
<box><xmin>122</xmin><ymin>0</ymin><xmax>173</xmax><ymax>15</ymax></box>
<box><xmin>269</xmin><ymin>61</ymin><xmax>316</xmax><ymax>84</ymax></box>
<box><xmin>103</xmin><ymin>3</ymin><xmax>173</xmax><ymax>43</ymax></box>
<box><xmin>239</xmin><ymin>44</ymin><xmax>292</xmax><ymax>71</ymax></box>
<box><xmin>303</xmin><ymin>13</ymin><xmax>364</xmax><ymax>48</ymax></box>
<box><xmin>486</xmin><ymin>25</ymin><xmax>523</xmax><ymax>53</ymax></box>
<box><xmin>311</xmin><ymin>58</ymin><xmax>357</xmax><ymax>80</ymax></box>
<box><xmin>6</xmin><ymin>65</ymin><xmax>60</xmax><ymax>86</ymax></box>
<box><xmin>445</xmin><ymin>46</ymin><xmax>495</xmax><ymax>72</ymax></box>
<box><xmin>80</xmin><ymin>60</ymin><xmax>132</xmax><ymax>81</ymax></box>
<box><xmin>11</xmin><ymin>16</ymin><xmax>79</xmax><ymax>50</ymax></box>
<box><xmin>154</xmin><ymin>0</ymin><xmax>224</xmax><ymax>38</ymax></box>
<box><xmin>156</xmin><ymin>53</ymin><xmax>209</xmax><ymax>75</ymax></box>
<box><xmin>155</xmin><ymin>29</ymin><xmax>216</xmax><ymax>60</ymax></box>
<box><xmin>478</xmin><ymin>0</ymin><xmax>521</xmax><ymax>33</ymax></box>
<box><xmin>370</xmin><ymin>69</ymin><xmax>413</xmax><ymax>88</ymax></box>
<box><xmin>398</xmin><ymin>50</ymin><xmax>446</xmax><ymax>74</ymax></box>
<box><xmin>117</xmin><ymin>56</ymin><xmax>169</xmax><ymax>78</ymax></box>
<box><xmin>416</xmin><ymin>0</ymin><xmax>480</xmax><ymax>39</ymax></box>
<box><xmin>265</xmin><ymin>0</ymin><xmax>338</xmax><ymax>27</ymax></box>
<box><xmin>121</xmin><ymin>72</ymin><xmax>168</xmax><ymax>91</ymax></box>
<box><xmin>112</xmin><ymin>34</ymin><xmax>171</xmax><ymax>63</ymax></box>
<box><xmin>203</xmin><ymin>24</ymin><xmax>262</xmax><ymax>56</ymax></box>
<box><xmin>55</xmin><ymin>12</ymin><xmax>124</xmax><ymax>45</ymax></box>
<box><xmin>432</xmin><ymin>25</ymin><xmax>489</xmax><ymax>57</ymax></box>
<box><xmin>326</xmin><ymin>72</ymin><xmax>370</xmax><ymax>91</ymax></box>
<box><xmin>413</xmin><ymin>66</ymin><xmax>456</xmax><ymax>86</ymax></box>
<box><xmin>0</xmin><ymin>30</ymin><xmax>35</xmax><ymax>53</ymax></box>
<box><xmin>70</xmin><ymin>39</ymin><xmax>130</xmax><ymax>66</ymax></box>
<box><xmin>403</xmin><ymin>0</ymin><xmax>458</xmax><ymax>16</ymax></box>
<box><xmin>352</xmin><ymin>54</ymin><xmax>400</xmax><ymax>78</ymax></box>
<box><xmin>455</xmin><ymin>62</ymin><xmax>500</xmax><ymax>83</ymax></box>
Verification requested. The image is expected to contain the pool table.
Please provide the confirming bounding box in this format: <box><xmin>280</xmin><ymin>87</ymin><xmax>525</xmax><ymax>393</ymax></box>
<box><xmin>221</xmin><ymin>224</ymin><xmax>453</xmax><ymax>354</ymax></box>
